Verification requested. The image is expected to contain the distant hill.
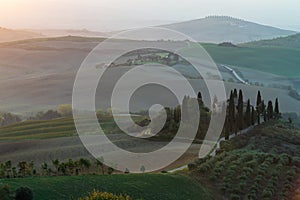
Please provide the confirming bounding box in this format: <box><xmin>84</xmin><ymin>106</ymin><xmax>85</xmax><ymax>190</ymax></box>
<box><xmin>0</xmin><ymin>27</ymin><xmax>43</xmax><ymax>43</ymax></box>
<box><xmin>243</xmin><ymin>33</ymin><xmax>300</xmax><ymax>48</ymax></box>
<box><xmin>29</xmin><ymin>28</ymin><xmax>108</xmax><ymax>38</ymax></box>
<box><xmin>161</xmin><ymin>16</ymin><xmax>296</xmax><ymax>43</ymax></box>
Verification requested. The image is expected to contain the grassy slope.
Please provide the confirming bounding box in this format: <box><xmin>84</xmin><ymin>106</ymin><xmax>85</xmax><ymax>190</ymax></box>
<box><xmin>0</xmin><ymin>27</ymin><xmax>42</xmax><ymax>43</ymax></box>
<box><xmin>202</xmin><ymin>43</ymin><xmax>300</xmax><ymax>77</ymax></box>
<box><xmin>243</xmin><ymin>33</ymin><xmax>300</xmax><ymax>48</ymax></box>
<box><xmin>1</xmin><ymin>35</ymin><xmax>299</xmax><ymax>78</ymax></box>
<box><xmin>0</xmin><ymin>174</ymin><xmax>212</xmax><ymax>200</ymax></box>
<box><xmin>0</xmin><ymin>35</ymin><xmax>106</xmax><ymax>46</ymax></box>
<box><xmin>0</xmin><ymin>118</ymin><xmax>77</xmax><ymax>140</ymax></box>
<box><xmin>0</xmin><ymin>34</ymin><xmax>298</xmax><ymax>79</ymax></box>
<box><xmin>0</xmin><ymin>117</ymin><xmax>127</xmax><ymax>141</ymax></box>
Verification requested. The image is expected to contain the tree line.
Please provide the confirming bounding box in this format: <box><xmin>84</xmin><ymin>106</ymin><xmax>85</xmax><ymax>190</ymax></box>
<box><xmin>0</xmin><ymin>157</ymin><xmax>115</xmax><ymax>179</ymax></box>
<box><xmin>149</xmin><ymin>92</ymin><xmax>211</xmax><ymax>140</ymax></box>
<box><xmin>150</xmin><ymin>89</ymin><xmax>280</xmax><ymax>141</ymax></box>
<box><xmin>224</xmin><ymin>89</ymin><xmax>280</xmax><ymax>140</ymax></box>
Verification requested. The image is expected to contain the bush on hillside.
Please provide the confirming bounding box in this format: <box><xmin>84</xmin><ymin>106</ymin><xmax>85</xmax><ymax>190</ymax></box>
<box><xmin>0</xmin><ymin>112</ymin><xmax>21</xmax><ymax>126</ymax></box>
<box><xmin>79</xmin><ymin>190</ymin><xmax>132</xmax><ymax>200</ymax></box>
<box><xmin>15</xmin><ymin>187</ymin><xmax>33</xmax><ymax>200</ymax></box>
<box><xmin>0</xmin><ymin>184</ymin><xmax>11</xmax><ymax>200</ymax></box>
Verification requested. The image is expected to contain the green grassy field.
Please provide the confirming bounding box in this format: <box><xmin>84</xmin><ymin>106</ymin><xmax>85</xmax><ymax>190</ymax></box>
<box><xmin>0</xmin><ymin>118</ymin><xmax>77</xmax><ymax>141</ymax></box>
<box><xmin>202</xmin><ymin>43</ymin><xmax>300</xmax><ymax>77</ymax></box>
<box><xmin>0</xmin><ymin>174</ymin><xmax>212</xmax><ymax>200</ymax></box>
<box><xmin>243</xmin><ymin>33</ymin><xmax>300</xmax><ymax>49</ymax></box>
<box><xmin>0</xmin><ymin>116</ymin><xmax>146</xmax><ymax>141</ymax></box>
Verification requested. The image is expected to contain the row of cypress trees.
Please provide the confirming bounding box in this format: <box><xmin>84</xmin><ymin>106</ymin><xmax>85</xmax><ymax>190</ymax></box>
<box><xmin>158</xmin><ymin>89</ymin><xmax>279</xmax><ymax>141</ymax></box>
<box><xmin>225</xmin><ymin>89</ymin><xmax>280</xmax><ymax>140</ymax></box>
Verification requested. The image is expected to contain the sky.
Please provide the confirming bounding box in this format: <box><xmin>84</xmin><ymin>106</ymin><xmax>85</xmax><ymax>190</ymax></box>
<box><xmin>0</xmin><ymin>0</ymin><xmax>300</xmax><ymax>31</ymax></box>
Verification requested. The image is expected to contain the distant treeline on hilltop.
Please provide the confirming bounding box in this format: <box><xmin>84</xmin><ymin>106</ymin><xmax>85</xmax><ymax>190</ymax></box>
<box><xmin>205</xmin><ymin>15</ymin><xmax>246</xmax><ymax>22</ymax></box>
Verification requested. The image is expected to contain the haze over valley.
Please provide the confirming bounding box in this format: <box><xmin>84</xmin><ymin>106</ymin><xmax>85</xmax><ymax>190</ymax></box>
<box><xmin>1</xmin><ymin>2</ymin><xmax>300</xmax><ymax>198</ymax></box>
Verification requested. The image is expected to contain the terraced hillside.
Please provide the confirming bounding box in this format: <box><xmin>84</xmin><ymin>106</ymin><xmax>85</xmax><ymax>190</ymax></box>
<box><xmin>0</xmin><ymin>118</ymin><xmax>77</xmax><ymax>141</ymax></box>
<box><xmin>0</xmin><ymin>115</ymin><xmax>146</xmax><ymax>141</ymax></box>
<box><xmin>188</xmin><ymin>120</ymin><xmax>300</xmax><ymax>200</ymax></box>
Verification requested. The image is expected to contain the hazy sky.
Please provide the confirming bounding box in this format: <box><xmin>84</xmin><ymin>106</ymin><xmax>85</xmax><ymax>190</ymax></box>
<box><xmin>1</xmin><ymin>0</ymin><xmax>300</xmax><ymax>31</ymax></box>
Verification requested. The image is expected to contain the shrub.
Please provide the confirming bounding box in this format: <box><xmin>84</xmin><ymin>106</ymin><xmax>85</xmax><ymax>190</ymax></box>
<box><xmin>245</xmin><ymin>191</ymin><xmax>257</xmax><ymax>200</ymax></box>
<box><xmin>79</xmin><ymin>190</ymin><xmax>131</xmax><ymax>200</ymax></box>
<box><xmin>220</xmin><ymin>184</ymin><xmax>227</xmax><ymax>193</ymax></box>
<box><xmin>255</xmin><ymin>175</ymin><xmax>265</xmax><ymax>183</ymax></box>
<box><xmin>245</xmin><ymin>160</ymin><xmax>257</xmax><ymax>168</ymax></box>
<box><xmin>238</xmin><ymin>174</ymin><xmax>247</xmax><ymax>181</ymax></box>
<box><xmin>209</xmin><ymin>175</ymin><xmax>217</xmax><ymax>181</ymax></box>
<box><xmin>230</xmin><ymin>194</ymin><xmax>240</xmax><ymax>200</ymax></box>
<box><xmin>250</xmin><ymin>184</ymin><xmax>259</xmax><ymax>193</ymax></box>
<box><xmin>57</xmin><ymin>104</ymin><xmax>72</xmax><ymax>117</ymax></box>
<box><xmin>240</xmin><ymin>154</ymin><xmax>253</xmax><ymax>162</ymax></box>
<box><xmin>279</xmin><ymin>154</ymin><xmax>291</xmax><ymax>165</ymax></box>
<box><xmin>238</xmin><ymin>181</ymin><xmax>246</xmax><ymax>191</ymax></box>
<box><xmin>198</xmin><ymin>163</ymin><xmax>211</xmax><ymax>173</ymax></box>
<box><xmin>242</xmin><ymin>167</ymin><xmax>254</xmax><ymax>176</ymax></box>
<box><xmin>213</xmin><ymin>166</ymin><xmax>224</xmax><ymax>177</ymax></box>
<box><xmin>15</xmin><ymin>187</ymin><xmax>33</xmax><ymax>200</ymax></box>
<box><xmin>262</xmin><ymin>189</ymin><xmax>273</xmax><ymax>198</ymax></box>
<box><xmin>283</xmin><ymin>182</ymin><xmax>293</xmax><ymax>191</ymax></box>
<box><xmin>0</xmin><ymin>184</ymin><xmax>11</xmax><ymax>200</ymax></box>
<box><xmin>187</xmin><ymin>162</ymin><xmax>197</xmax><ymax>170</ymax></box>
<box><xmin>216</xmin><ymin>152</ymin><xmax>227</xmax><ymax>161</ymax></box>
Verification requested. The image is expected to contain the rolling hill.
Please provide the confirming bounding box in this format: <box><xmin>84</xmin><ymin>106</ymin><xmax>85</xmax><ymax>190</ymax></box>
<box><xmin>28</xmin><ymin>28</ymin><xmax>108</xmax><ymax>38</ymax></box>
<box><xmin>0</xmin><ymin>36</ymin><xmax>299</xmax><ymax>115</ymax></box>
<box><xmin>161</xmin><ymin>16</ymin><xmax>296</xmax><ymax>43</ymax></box>
<box><xmin>0</xmin><ymin>17</ymin><xmax>297</xmax><ymax>44</ymax></box>
<box><xmin>188</xmin><ymin>120</ymin><xmax>300</xmax><ymax>199</ymax></box>
<box><xmin>243</xmin><ymin>33</ymin><xmax>300</xmax><ymax>48</ymax></box>
<box><xmin>203</xmin><ymin>43</ymin><xmax>300</xmax><ymax>77</ymax></box>
<box><xmin>0</xmin><ymin>27</ymin><xmax>43</xmax><ymax>43</ymax></box>
<box><xmin>202</xmin><ymin>33</ymin><xmax>300</xmax><ymax>77</ymax></box>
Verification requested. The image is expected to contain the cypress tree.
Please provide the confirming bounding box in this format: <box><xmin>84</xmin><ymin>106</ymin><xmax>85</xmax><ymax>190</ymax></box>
<box><xmin>267</xmin><ymin>101</ymin><xmax>274</xmax><ymax>120</ymax></box>
<box><xmin>256</xmin><ymin>91</ymin><xmax>262</xmax><ymax>107</ymax></box>
<box><xmin>197</xmin><ymin>91</ymin><xmax>204</xmax><ymax>107</ymax></box>
<box><xmin>237</xmin><ymin>89</ymin><xmax>244</xmax><ymax>130</ymax></box>
<box><xmin>274</xmin><ymin>98</ymin><xmax>279</xmax><ymax>118</ymax></box>
<box><xmin>197</xmin><ymin>91</ymin><xmax>202</xmax><ymax>100</ymax></box>
<box><xmin>221</xmin><ymin>101</ymin><xmax>229</xmax><ymax>140</ymax></box>
<box><xmin>225</xmin><ymin>117</ymin><xmax>230</xmax><ymax>140</ymax></box>
<box><xmin>233</xmin><ymin>89</ymin><xmax>238</xmax><ymax>98</ymax></box>
<box><xmin>165</xmin><ymin>107</ymin><xmax>171</xmax><ymax>121</ymax></box>
<box><xmin>256</xmin><ymin>91</ymin><xmax>262</xmax><ymax>124</ymax></box>
<box><xmin>174</xmin><ymin>105</ymin><xmax>181</xmax><ymax>123</ymax></box>
<box><xmin>245</xmin><ymin>99</ymin><xmax>251</xmax><ymax>126</ymax></box>
<box><xmin>228</xmin><ymin>91</ymin><xmax>235</xmax><ymax>132</ymax></box>
<box><xmin>234</xmin><ymin>116</ymin><xmax>238</xmax><ymax>135</ymax></box>
<box><xmin>262</xmin><ymin>101</ymin><xmax>267</xmax><ymax>122</ymax></box>
<box><xmin>173</xmin><ymin>107</ymin><xmax>177</xmax><ymax>123</ymax></box>
<box><xmin>251</xmin><ymin>106</ymin><xmax>255</xmax><ymax>125</ymax></box>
